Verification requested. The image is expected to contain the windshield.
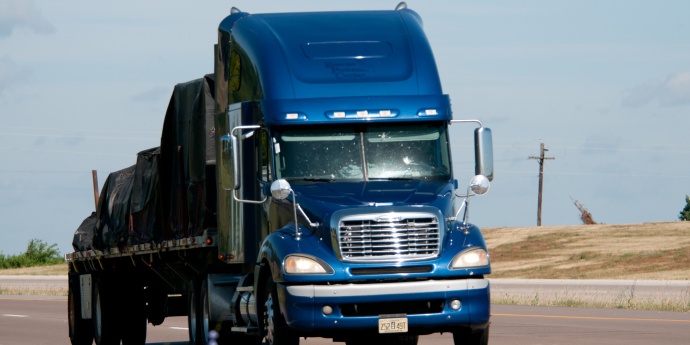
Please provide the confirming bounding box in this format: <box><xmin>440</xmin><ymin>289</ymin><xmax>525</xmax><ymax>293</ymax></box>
<box><xmin>273</xmin><ymin>123</ymin><xmax>451</xmax><ymax>181</ymax></box>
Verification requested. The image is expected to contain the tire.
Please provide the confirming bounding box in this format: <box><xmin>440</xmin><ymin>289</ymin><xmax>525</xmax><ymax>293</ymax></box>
<box><xmin>452</xmin><ymin>326</ymin><xmax>489</xmax><ymax>345</ymax></box>
<box><xmin>146</xmin><ymin>284</ymin><xmax>166</xmax><ymax>326</ymax></box>
<box><xmin>262</xmin><ymin>276</ymin><xmax>299</xmax><ymax>345</ymax></box>
<box><xmin>199</xmin><ymin>279</ymin><xmax>212</xmax><ymax>344</ymax></box>
<box><xmin>121</xmin><ymin>282</ymin><xmax>147</xmax><ymax>345</ymax></box>
<box><xmin>93</xmin><ymin>278</ymin><xmax>122</xmax><ymax>345</ymax></box>
<box><xmin>68</xmin><ymin>276</ymin><xmax>93</xmax><ymax>345</ymax></box>
<box><xmin>188</xmin><ymin>278</ymin><xmax>205</xmax><ymax>345</ymax></box>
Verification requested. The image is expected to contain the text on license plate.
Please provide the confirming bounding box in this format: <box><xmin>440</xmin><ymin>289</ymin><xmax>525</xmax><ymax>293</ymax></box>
<box><xmin>378</xmin><ymin>317</ymin><xmax>408</xmax><ymax>334</ymax></box>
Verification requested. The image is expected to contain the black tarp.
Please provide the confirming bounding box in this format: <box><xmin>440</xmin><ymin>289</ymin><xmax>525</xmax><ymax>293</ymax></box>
<box><xmin>159</xmin><ymin>75</ymin><xmax>216</xmax><ymax>239</ymax></box>
<box><xmin>72</xmin><ymin>212</ymin><xmax>97</xmax><ymax>251</ymax></box>
<box><xmin>72</xmin><ymin>74</ymin><xmax>217</xmax><ymax>251</ymax></box>
<box><xmin>95</xmin><ymin>165</ymin><xmax>136</xmax><ymax>249</ymax></box>
<box><xmin>128</xmin><ymin>147</ymin><xmax>161</xmax><ymax>245</ymax></box>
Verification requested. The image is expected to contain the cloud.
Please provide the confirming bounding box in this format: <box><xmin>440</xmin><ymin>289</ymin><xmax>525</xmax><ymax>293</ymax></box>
<box><xmin>622</xmin><ymin>71</ymin><xmax>690</xmax><ymax>108</ymax></box>
<box><xmin>580</xmin><ymin>134</ymin><xmax>621</xmax><ymax>156</ymax></box>
<box><xmin>0</xmin><ymin>55</ymin><xmax>27</xmax><ymax>96</ymax></box>
<box><xmin>0</xmin><ymin>0</ymin><xmax>55</xmax><ymax>38</ymax></box>
<box><xmin>132</xmin><ymin>86</ymin><xmax>171</xmax><ymax>102</ymax></box>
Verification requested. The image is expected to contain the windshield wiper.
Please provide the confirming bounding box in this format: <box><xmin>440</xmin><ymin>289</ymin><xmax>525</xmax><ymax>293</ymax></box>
<box><xmin>302</xmin><ymin>177</ymin><xmax>335</xmax><ymax>182</ymax></box>
<box><xmin>372</xmin><ymin>177</ymin><xmax>414</xmax><ymax>181</ymax></box>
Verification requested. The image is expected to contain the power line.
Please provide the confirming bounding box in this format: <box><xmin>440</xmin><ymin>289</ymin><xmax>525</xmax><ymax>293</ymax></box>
<box><xmin>528</xmin><ymin>141</ymin><xmax>555</xmax><ymax>226</ymax></box>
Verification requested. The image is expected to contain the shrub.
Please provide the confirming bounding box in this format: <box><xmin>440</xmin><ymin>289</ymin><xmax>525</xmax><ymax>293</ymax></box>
<box><xmin>0</xmin><ymin>239</ymin><xmax>63</xmax><ymax>269</ymax></box>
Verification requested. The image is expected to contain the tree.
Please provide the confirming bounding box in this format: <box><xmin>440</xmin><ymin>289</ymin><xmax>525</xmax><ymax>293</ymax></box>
<box><xmin>679</xmin><ymin>195</ymin><xmax>690</xmax><ymax>221</ymax></box>
<box><xmin>0</xmin><ymin>239</ymin><xmax>63</xmax><ymax>269</ymax></box>
<box><xmin>24</xmin><ymin>239</ymin><xmax>61</xmax><ymax>264</ymax></box>
<box><xmin>573</xmin><ymin>199</ymin><xmax>596</xmax><ymax>225</ymax></box>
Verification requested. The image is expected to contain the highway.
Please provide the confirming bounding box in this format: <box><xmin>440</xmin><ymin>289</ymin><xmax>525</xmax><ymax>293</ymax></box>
<box><xmin>2</xmin><ymin>296</ymin><xmax>690</xmax><ymax>345</ymax></box>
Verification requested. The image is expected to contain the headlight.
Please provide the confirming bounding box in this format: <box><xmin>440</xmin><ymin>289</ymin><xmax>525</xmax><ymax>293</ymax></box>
<box><xmin>284</xmin><ymin>255</ymin><xmax>333</xmax><ymax>274</ymax></box>
<box><xmin>450</xmin><ymin>248</ymin><xmax>489</xmax><ymax>269</ymax></box>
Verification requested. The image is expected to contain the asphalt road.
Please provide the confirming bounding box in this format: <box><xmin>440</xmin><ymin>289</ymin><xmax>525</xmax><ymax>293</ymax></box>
<box><xmin>2</xmin><ymin>296</ymin><xmax>690</xmax><ymax>345</ymax></box>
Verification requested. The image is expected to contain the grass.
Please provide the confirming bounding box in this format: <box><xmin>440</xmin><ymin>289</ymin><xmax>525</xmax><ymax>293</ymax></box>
<box><xmin>0</xmin><ymin>287</ymin><xmax>67</xmax><ymax>296</ymax></box>
<box><xmin>491</xmin><ymin>285</ymin><xmax>690</xmax><ymax>312</ymax></box>
<box><xmin>483</xmin><ymin>222</ymin><xmax>690</xmax><ymax>280</ymax></box>
<box><xmin>0</xmin><ymin>264</ymin><xmax>66</xmax><ymax>276</ymax></box>
<box><xmin>484</xmin><ymin>221</ymin><xmax>690</xmax><ymax>311</ymax></box>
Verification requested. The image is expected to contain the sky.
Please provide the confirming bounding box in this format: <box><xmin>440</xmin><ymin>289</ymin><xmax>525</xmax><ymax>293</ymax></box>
<box><xmin>1</xmin><ymin>0</ymin><xmax>689</xmax><ymax>256</ymax></box>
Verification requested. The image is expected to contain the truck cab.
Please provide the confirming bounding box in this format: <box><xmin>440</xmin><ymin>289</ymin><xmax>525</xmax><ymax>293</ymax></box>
<box><xmin>214</xmin><ymin>5</ymin><xmax>493</xmax><ymax>345</ymax></box>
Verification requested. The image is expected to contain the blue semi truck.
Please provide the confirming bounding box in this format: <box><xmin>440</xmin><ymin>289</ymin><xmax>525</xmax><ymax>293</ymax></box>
<box><xmin>66</xmin><ymin>3</ymin><xmax>494</xmax><ymax>345</ymax></box>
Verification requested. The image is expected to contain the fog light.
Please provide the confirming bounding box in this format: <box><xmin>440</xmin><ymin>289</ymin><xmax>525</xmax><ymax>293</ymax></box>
<box><xmin>322</xmin><ymin>305</ymin><xmax>333</xmax><ymax>315</ymax></box>
<box><xmin>450</xmin><ymin>299</ymin><xmax>462</xmax><ymax>311</ymax></box>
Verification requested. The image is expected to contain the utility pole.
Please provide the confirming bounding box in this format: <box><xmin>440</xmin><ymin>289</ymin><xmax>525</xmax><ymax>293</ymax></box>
<box><xmin>528</xmin><ymin>142</ymin><xmax>555</xmax><ymax>226</ymax></box>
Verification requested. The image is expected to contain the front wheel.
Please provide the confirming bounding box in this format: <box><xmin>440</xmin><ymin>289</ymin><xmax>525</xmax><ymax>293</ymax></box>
<box><xmin>262</xmin><ymin>276</ymin><xmax>299</xmax><ymax>345</ymax></box>
<box><xmin>453</xmin><ymin>326</ymin><xmax>489</xmax><ymax>345</ymax></box>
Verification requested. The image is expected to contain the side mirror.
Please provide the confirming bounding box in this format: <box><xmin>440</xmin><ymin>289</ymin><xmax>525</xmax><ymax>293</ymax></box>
<box><xmin>474</xmin><ymin>127</ymin><xmax>494</xmax><ymax>181</ymax></box>
<box><xmin>469</xmin><ymin>175</ymin><xmax>490</xmax><ymax>196</ymax></box>
<box><xmin>220</xmin><ymin>134</ymin><xmax>239</xmax><ymax>191</ymax></box>
<box><xmin>270</xmin><ymin>179</ymin><xmax>292</xmax><ymax>200</ymax></box>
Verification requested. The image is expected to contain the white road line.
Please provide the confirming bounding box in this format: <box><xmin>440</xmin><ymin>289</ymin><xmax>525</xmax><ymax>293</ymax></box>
<box><xmin>3</xmin><ymin>314</ymin><xmax>28</xmax><ymax>318</ymax></box>
<box><xmin>169</xmin><ymin>327</ymin><xmax>188</xmax><ymax>331</ymax></box>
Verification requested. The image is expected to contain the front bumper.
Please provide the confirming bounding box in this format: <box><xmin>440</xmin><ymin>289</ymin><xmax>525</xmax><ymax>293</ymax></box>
<box><xmin>279</xmin><ymin>279</ymin><xmax>490</xmax><ymax>335</ymax></box>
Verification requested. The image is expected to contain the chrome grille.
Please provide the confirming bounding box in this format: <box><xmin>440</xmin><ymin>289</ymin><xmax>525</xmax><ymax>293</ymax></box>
<box><xmin>337</xmin><ymin>212</ymin><xmax>441</xmax><ymax>262</ymax></box>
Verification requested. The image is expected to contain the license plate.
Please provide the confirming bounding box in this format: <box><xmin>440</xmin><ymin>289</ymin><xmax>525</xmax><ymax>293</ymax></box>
<box><xmin>378</xmin><ymin>316</ymin><xmax>408</xmax><ymax>334</ymax></box>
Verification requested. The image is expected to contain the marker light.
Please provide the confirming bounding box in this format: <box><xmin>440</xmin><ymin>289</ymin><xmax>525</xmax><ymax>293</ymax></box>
<box><xmin>286</xmin><ymin>113</ymin><xmax>299</xmax><ymax>120</ymax></box>
<box><xmin>425</xmin><ymin>109</ymin><xmax>438</xmax><ymax>116</ymax></box>
<box><xmin>326</xmin><ymin>109</ymin><xmax>398</xmax><ymax>119</ymax></box>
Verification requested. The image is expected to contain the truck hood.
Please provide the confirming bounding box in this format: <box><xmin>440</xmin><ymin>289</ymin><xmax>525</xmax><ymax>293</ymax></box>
<box><xmin>291</xmin><ymin>180</ymin><xmax>454</xmax><ymax>224</ymax></box>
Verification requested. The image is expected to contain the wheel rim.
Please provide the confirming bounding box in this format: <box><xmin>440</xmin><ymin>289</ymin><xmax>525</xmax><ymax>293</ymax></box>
<box><xmin>189</xmin><ymin>288</ymin><xmax>197</xmax><ymax>342</ymax></box>
<box><xmin>68</xmin><ymin>290</ymin><xmax>76</xmax><ymax>336</ymax></box>
<box><xmin>264</xmin><ymin>292</ymin><xmax>276</xmax><ymax>345</ymax></box>
<box><xmin>201</xmin><ymin>283</ymin><xmax>210</xmax><ymax>343</ymax></box>
<box><xmin>94</xmin><ymin>287</ymin><xmax>103</xmax><ymax>341</ymax></box>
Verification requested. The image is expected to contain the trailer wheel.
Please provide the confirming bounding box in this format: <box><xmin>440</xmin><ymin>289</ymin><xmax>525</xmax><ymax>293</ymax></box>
<box><xmin>68</xmin><ymin>277</ymin><xmax>93</xmax><ymax>345</ymax></box>
<box><xmin>121</xmin><ymin>282</ymin><xmax>147</xmax><ymax>345</ymax></box>
<box><xmin>93</xmin><ymin>278</ymin><xmax>121</xmax><ymax>345</ymax></box>
<box><xmin>188</xmin><ymin>278</ymin><xmax>206</xmax><ymax>345</ymax></box>
<box><xmin>199</xmin><ymin>279</ymin><xmax>212</xmax><ymax>344</ymax></box>
<box><xmin>452</xmin><ymin>326</ymin><xmax>489</xmax><ymax>345</ymax></box>
<box><xmin>262</xmin><ymin>275</ymin><xmax>299</xmax><ymax>345</ymax></box>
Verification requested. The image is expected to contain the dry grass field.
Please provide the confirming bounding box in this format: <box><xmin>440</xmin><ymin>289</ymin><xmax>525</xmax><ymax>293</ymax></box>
<box><xmin>484</xmin><ymin>221</ymin><xmax>690</xmax><ymax>280</ymax></box>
